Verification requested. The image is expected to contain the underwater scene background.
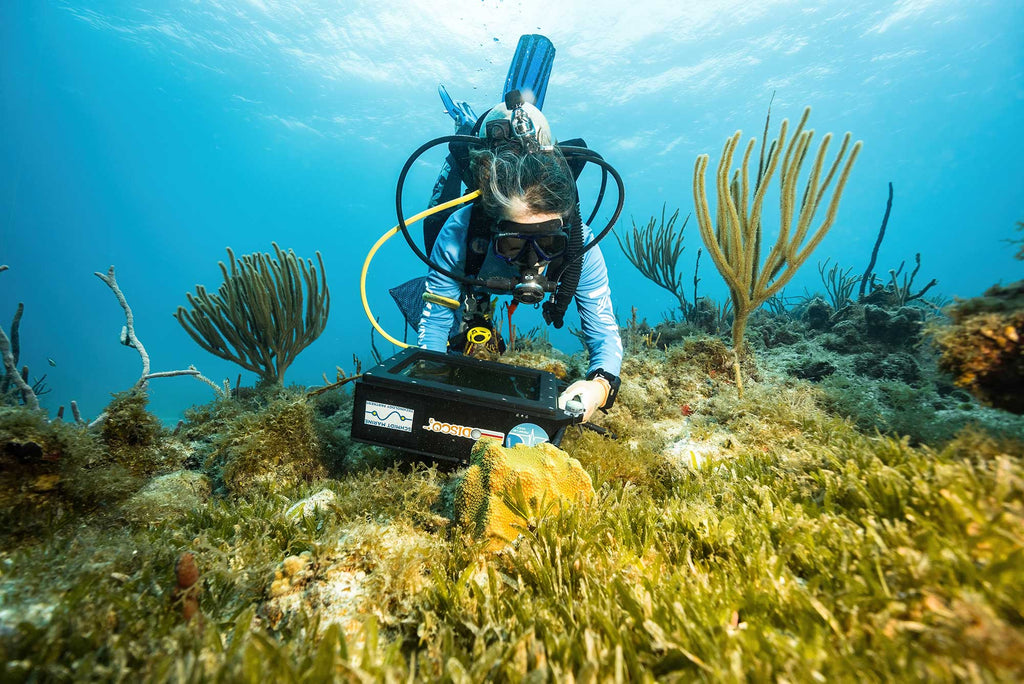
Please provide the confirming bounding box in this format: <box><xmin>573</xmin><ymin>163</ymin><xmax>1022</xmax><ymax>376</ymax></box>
<box><xmin>2</xmin><ymin>1</ymin><xmax>1024</xmax><ymax>681</ymax></box>
<box><xmin>2</xmin><ymin>0</ymin><xmax>1021</xmax><ymax>421</ymax></box>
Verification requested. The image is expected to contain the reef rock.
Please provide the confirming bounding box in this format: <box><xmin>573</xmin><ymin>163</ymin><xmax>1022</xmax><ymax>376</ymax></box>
<box><xmin>852</xmin><ymin>351</ymin><xmax>922</xmax><ymax>384</ymax></box>
<box><xmin>931</xmin><ymin>281</ymin><xmax>1024</xmax><ymax>414</ymax></box>
<box><xmin>821</xmin><ymin>319</ymin><xmax>864</xmax><ymax>353</ymax></box>
<box><xmin>802</xmin><ymin>297</ymin><xmax>833</xmax><ymax>331</ymax></box>
<box><xmin>259</xmin><ymin>522</ymin><xmax>439</xmax><ymax>654</ymax></box>
<box><xmin>789</xmin><ymin>358</ymin><xmax>838</xmax><ymax>382</ymax></box>
<box><xmin>123</xmin><ymin>470</ymin><xmax>211</xmax><ymax>523</ymax></box>
<box><xmin>211</xmin><ymin>398</ymin><xmax>327</xmax><ymax>496</ymax></box>
<box><xmin>1</xmin><ymin>407</ymin><xmax>138</xmax><ymax>538</ymax></box>
<box><xmin>268</xmin><ymin>551</ymin><xmax>314</xmax><ymax>599</ymax></box>
<box><xmin>454</xmin><ymin>438</ymin><xmax>595</xmax><ymax>551</ymax></box>
<box><xmin>864</xmin><ymin>304</ymin><xmax>925</xmax><ymax>345</ymax></box>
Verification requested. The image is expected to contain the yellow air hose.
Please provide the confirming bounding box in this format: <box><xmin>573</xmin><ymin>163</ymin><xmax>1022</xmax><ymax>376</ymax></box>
<box><xmin>360</xmin><ymin>189</ymin><xmax>480</xmax><ymax>347</ymax></box>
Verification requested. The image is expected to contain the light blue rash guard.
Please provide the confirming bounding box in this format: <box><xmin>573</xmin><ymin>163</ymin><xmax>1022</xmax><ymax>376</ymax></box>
<box><xmin>418</xmin><ymin>205</ymin><xmax>623</xmax><ymax>376</ymax></box>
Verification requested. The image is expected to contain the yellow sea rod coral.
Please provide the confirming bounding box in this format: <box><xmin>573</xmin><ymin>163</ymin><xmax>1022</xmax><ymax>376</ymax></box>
<box><xmin>454</xmin><ymin>437</ymin><xmax>594</xmax><ymax>550</ymax></box>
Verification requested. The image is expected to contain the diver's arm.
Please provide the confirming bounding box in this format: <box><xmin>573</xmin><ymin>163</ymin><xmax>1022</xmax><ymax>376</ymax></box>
<box><xmin>574</xmin><ymin>227</ymin><xmax>624</xmax><ymax>377</ymax></box>
<box><xmin>558</xmin><ymin>232</ymin><xmax>623</xmax><ymax>421</ymax></box>
<box><xmin>417</xmin><ymin>208</ymin><xmax>470</xmax><ymax>351</ymax></box>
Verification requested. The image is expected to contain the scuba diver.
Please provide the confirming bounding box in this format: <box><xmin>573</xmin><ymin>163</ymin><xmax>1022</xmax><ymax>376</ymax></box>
<box><xmin>416</xmin><ymin>97</ymin><xmax>623</xmax><ymax>423</ymax></box>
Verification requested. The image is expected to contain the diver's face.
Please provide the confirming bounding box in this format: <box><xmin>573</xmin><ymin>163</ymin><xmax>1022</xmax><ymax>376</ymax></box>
<box><xmin>496</xmin><ymin>207</ymin><xmax>564</xmax><ymax>270</ymax></box>
<box><xmin>491</xmin><ymin>209</ymin><xmax>565</xmax><ymax>270</ymax></box>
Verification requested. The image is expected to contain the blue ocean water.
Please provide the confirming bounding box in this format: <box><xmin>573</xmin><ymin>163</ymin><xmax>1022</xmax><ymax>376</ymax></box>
<box><xmin>1</xmin><ymin>0</ymin><xmax>1021</xmax><ymax>424</ymax></box>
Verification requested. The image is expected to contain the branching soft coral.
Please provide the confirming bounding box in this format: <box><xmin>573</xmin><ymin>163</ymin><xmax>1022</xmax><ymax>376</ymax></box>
<box><xmin>692</xmin><ymin>107</ymin><xmax>862</xmax><ymax>396</ymax></box>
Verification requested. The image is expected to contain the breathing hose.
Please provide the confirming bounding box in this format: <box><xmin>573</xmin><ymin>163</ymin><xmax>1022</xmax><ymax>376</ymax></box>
<box><xmin>360</xmin><ymin>190</ymin><xmax>480</xmax><ymax>347</ymax></box>
<box><xmin>395</xmin><ymin>137</ymin><xmax>625</xmax><ymax>282</ymax></box>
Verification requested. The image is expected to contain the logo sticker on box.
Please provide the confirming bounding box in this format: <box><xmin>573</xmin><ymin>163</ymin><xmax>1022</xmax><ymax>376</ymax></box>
<box><xmin>506</xmin><ymin>423</ymin><xmax>550</xmax><ymax>447</ymax></box>
<box><xmin>364</xmin><ymin>401</ymin><xmax>414</xmax><ymax>432</ymax></box>
<box><xmin>422</xmin><ymin>418</ymin><xmax>504</xmax><ymax>442</ymax></box>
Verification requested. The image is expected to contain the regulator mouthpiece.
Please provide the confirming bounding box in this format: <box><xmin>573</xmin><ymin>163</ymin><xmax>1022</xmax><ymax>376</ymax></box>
<box><xmin>513</xmin><ymin>269</ymin><xmax>548</xmax><ymax>305</ymax></box>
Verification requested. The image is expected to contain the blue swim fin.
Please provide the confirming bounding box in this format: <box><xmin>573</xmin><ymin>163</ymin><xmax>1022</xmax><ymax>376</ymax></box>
<box><xmin>438</xmin><ymin>85</ymin><xmax>478</xmax><ymax>129</ymax></box>
<box><xmin>438</xmin><ymin>33</ymin><xmax>555</xmax><ymax>128</ymax></box>
<box><xmin>503</xmin><ymin>34</ymin><xmax>555</xmax><ymax>110</ymax></box>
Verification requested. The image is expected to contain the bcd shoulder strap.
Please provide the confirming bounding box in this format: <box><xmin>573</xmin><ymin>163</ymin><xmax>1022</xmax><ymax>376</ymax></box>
<box><xmin>464</xmin><ymin>203</ymin><xmax>493</xmax><ymax>280</ymax></box>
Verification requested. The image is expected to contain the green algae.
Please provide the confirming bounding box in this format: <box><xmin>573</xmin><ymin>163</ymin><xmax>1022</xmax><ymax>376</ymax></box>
<box><xmin>0</xmin><ymin>406</ymin><xmax>139</xmax><ymax>540</ymax></box>
<box><xmin>210</xmin><ymin>397</ymin><xmax>327</xmax><ymax>496</ymax></box>
<box><xmin>412</xmin><ymin>426</ymin><xmax>1024</xmax><ymax>681</ymax></box>
<box><xmin>101</xmin><ymin>390</ymin><xmax>176</xmax><ymax>477</ymax></box>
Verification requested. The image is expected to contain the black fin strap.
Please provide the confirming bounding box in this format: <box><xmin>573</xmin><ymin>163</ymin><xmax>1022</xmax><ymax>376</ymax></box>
<box><xmin>543</xmin><ymin>202</ymin><xmax>583</xmax><ymax>328</ymax></box>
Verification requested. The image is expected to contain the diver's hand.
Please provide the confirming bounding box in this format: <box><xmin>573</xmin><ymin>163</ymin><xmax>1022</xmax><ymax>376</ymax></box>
<box><xmin>558</xmin><ymin>379</ymin><xmax>610</xmax><ymax>423</ymax></box>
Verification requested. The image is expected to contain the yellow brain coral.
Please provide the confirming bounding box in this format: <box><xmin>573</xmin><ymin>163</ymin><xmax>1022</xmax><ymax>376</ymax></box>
<box><xmin>454</xmin><ymin>437</ymin><xmax>595</xmax><ymax>551</ymax></box>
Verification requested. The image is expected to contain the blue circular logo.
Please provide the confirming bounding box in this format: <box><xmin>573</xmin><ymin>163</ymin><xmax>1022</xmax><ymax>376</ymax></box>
<box><xmin>505</xmin><ymin>423</ymin><xmax>549</xmax><ymax>448</ymax></box>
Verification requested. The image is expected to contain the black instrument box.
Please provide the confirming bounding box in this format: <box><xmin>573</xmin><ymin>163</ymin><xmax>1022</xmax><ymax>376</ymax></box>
<box><xmin>351</xmin><ymin>348</ymin><xmax>574</xmax><ymax>462</ymax></box>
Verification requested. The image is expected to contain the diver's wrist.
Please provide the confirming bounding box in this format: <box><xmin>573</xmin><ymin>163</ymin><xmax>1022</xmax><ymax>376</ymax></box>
<box><xmin>590</xmin><ymin>376</ymin><xmax>611</xmax><ymax>406</ymax></box>
<box><xmin>585</xmin><ymin>368</ymin><xmax>620</xmax><ymax>410</ymax></box>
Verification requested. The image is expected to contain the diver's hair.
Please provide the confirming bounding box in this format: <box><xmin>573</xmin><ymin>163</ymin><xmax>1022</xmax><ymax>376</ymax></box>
<box><xmin>469</xmin><ymin>146</ymin><xmax>576</xmax><ymax>221</ymax></box>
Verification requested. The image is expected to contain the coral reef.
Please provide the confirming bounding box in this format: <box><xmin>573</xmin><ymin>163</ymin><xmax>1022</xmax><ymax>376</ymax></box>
<box><xmin>802</xmin><ymin>296</ymin><xmax>833</xmax><ymax>331</ymax></box>
<box><xmin>123</xmin><ymin>470</ymin><xmax>210</xmax><ymax>524</ymax></box>
<box><xmin>1010</xmin><ymin>220</ymin><xmax>1024</xmax><ymax>260</ymax></box>
<box><xmin>0</xmin><ymin>267</ymin><xmax>47</xmax><ymax>410</ymax></box>
<box><xmin>817</xmin><ymin>258</ymin><xmax>860</xmax><ymax>311</ymax></box>
<box><xmin>1</xmin><ymin>275</ymin><xmax>1023</xmax><ymax>681</ymax></box>
<box><xmin>498</xmin><ymin>348</ymin><xmax>570</xmax><ymax>380</ymax></box>
<box><xmin>615</xmin><ymin>205</ymin><xmax>692</xmax><ymax>314</ymax></box>
<box><xmin>862</xmin><ymin>253</ymin><xmax>939</xmax><ymax>307</ymax></box>
<box><xmin>286</xmin><ymin>489</ymin><xmax>336</xmax><ymax>520</ymax></box>
<box><xmin>261</xmin><ymin>521</ymin><xmax>441</xmax><ymax>653</ymax></box>
<box><xmin>100</xmin><ymin>390</ymin><xmax>167</xmax><ymax>476</ymax></box>
<box><xmin>0</xmin><ymin>346</ymin><xmax>1020</xmax><ymax>680</ymax></box>
<box><xmin>0</xmin><ymin>311</ymin><xmax>42</xmax><ymax>410</ymax></box>
<box><xmin>863</xmin><ymin>303</ymin><xmax>925</xmax><ymax>344</ymax></box>
<box><xmin>307</xmin><ymin>387</ymin><xmax>383</xmax><ymax>474</ymax></box>
<box><xmin>740</xmin><ymin>300</ymin><xmax>1016</xmax><ymax>446</ymax></box>
<box><xmin>0</xmin><ymin>406</ymin><xmax>139</xmax><ymax>539</ymax></box>
<box><xmin>455</xmin><ymin>438</ymin><xmax>595</xmax><ymax>550</ymax></box>
<box><xmin>930</xmin><ymin>280</ymin><xmax>1024</xmax><ymax>414</ymax></box>
<box><xmin>94</xmin><ymin>265</ymin><xmax>227</xmax><ymax>401</ymax></box>
<box><xmin>267</xmin><ymin>551</ymin><xmax>314</xmax><ymax>600</ymax></box>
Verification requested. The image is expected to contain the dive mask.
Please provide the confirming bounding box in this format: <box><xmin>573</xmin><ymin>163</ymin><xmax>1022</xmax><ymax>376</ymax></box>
<box><xmin>493</xmin><ymin>218</ymin><xmax>568</xmax><ymax>265</ymax></box>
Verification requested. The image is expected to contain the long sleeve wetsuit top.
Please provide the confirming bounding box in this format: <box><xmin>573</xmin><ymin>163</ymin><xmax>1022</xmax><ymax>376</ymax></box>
<box><xmin>418</xmin><ymin>205</ymin><xmax>623</xmax><ymax>376</ymax></box>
